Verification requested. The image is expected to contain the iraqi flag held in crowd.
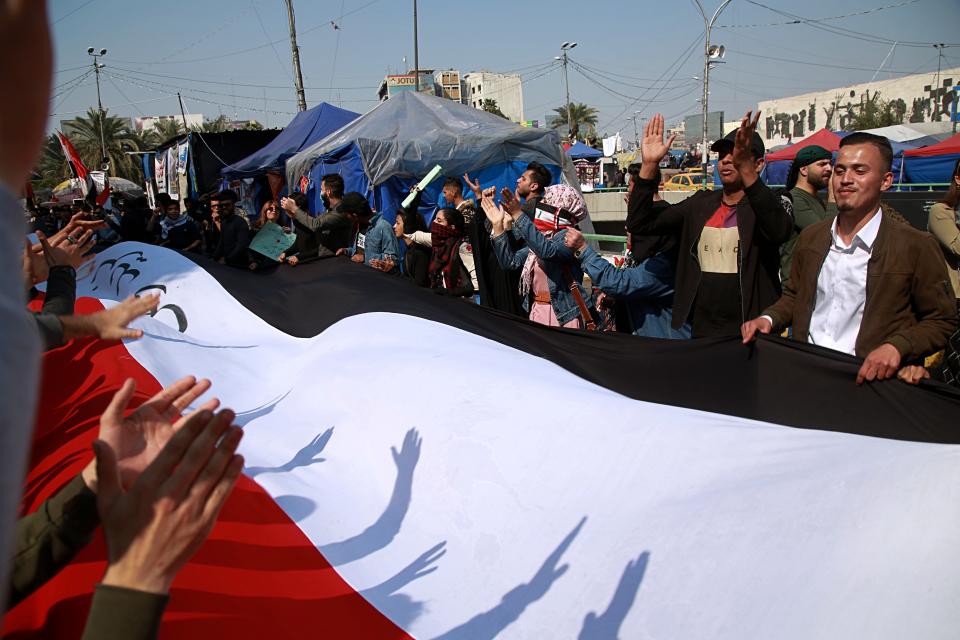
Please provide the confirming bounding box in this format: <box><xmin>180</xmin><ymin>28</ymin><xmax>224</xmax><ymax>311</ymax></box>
<box><xmin>5</xmin><ymin>242</ymin><xmax>960</xmax><ymax>639</ymax></box>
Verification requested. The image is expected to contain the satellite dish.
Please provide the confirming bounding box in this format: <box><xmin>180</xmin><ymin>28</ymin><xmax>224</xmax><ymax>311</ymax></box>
<box><xmin>708</xmin><ymin>45</ymin><xmax>725</xmax><ymax>59</ymax></box>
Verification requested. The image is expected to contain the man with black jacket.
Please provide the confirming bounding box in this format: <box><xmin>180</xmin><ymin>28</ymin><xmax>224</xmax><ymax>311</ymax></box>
<box><xmin>210</xmin><ymin>190</ymin><xmax>250</xmax><ymax>268</ymax></box>
<box><xmin>628</xmin><ymin>111</ymin><xmax>792</xmax><ymax>338</ymax></box>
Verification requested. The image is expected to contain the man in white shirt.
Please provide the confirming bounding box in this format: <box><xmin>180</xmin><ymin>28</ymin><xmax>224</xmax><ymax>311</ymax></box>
<box><xmin>741</xmin><ymin>133</ymin><xmax>957</xmax><ymax>385</ymax></box>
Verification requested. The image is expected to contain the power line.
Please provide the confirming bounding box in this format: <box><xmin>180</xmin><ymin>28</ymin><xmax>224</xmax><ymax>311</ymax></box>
<box><xmin>725</xmin><ymin>47</ymin><xmax>949</xmax><ymax>74</ymax></box>
<box><xmin>106</xmin><ymin>65</ymin><xmax>376</xmax><ymax>90</ymax></box>
<box><xmin>52</xmin><ymin>0</ymin><xmax>97</xmax><ymax>25</ymax></box>
<box><xmin>109</xmin><ymin>0</ymin><xmax>383</xmax><ymax>66</ymax></box>
<box><xmin>251</xmin><ymin>0</ymin><xmax>293</xmax><ymax>83</ymax></box>
<box><xmin>718</xmin><ymin>0</ymin><xmax>921</xmax><ymax>29</ymax></box>
<box><xmin>600</xmin><ymin>29</ymin><xmax>705</xmax><ymax>132</ymax></box>
<box><xmin>744</xmin><ymin>0</ymin><xmax>959</xmax><ymax>48</ymax></box>
<box><xmin>106</xmin><ymin>72</ymin><xmax>299</xmax><ymax>117</ymax></box>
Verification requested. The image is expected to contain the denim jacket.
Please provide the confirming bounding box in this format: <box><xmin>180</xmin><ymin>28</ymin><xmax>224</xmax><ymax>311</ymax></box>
<box><xmin>492</xmin><ymin>214</ymin><xmax>586</xmax><ymax>325</ymax></box>
<box><xmin>578</xmin><ymin>246</ymin><xmax>690</xmax><ymax>339</ymax></box>
<box><xmin>350</xmin><ymin>214</ymin><xmax>399</xmax><ymax>269</ymax></box>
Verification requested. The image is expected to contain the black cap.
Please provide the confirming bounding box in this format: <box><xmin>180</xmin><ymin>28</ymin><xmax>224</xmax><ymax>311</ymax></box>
<box><xmin>711</xmin><ymin>129</ymin><xmax>765</xmax><ymax>159</ymax></box>
<box><xmin>340</xmin><ymin>192</ymin><xmax>372</xmax><ymax>219</ymax></box>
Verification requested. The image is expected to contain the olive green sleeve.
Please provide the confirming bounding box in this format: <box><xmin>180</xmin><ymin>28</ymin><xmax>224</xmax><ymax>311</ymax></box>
<box><xmin>8</xmin><ymin>475</ymin><xmax>99</xmax><ymax>609</ymax></box>
<box><xmin>81</xmin><ymin>585</ymin><xmax>169</xmax><ymax>640</ymax></box>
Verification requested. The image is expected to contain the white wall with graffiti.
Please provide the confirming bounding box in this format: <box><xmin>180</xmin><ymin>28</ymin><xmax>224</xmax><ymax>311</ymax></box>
<box><xmin>757</xmin><ymin>67</ymin><xmax>959</xmax><ymax>143</ymax></box>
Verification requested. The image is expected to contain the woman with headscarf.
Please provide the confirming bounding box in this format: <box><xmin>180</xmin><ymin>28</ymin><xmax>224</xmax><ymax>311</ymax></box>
<box><xmin>404</xmin><ymin>207</ymin><xmax>478</xmax><ymax>299</ymax></box>
<box><xmin>483</xmin><ymin>183</ymin><xmax>590</xmax><ymax>328</ymax></box>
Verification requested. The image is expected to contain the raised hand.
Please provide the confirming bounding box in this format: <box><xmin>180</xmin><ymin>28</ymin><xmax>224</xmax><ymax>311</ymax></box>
<box><xmin>463</xmin><ymin>173</ymin><xmax>482</xmax><ymax>199</ymax></box>
<box><xmin>640</xmin><ymin>114</ymin><xmax>675</xmax><ymax>174</ymax></box>
<box><xmin>731</xmin><ymin>110</ymin><xmax>762</xmax><ymax>179</ymax></box>
<box><xmin>81</xmin><ymin>376</ymin><xmax>219</xmax><ymax>492</ymax></box>
<box><xmin>95</xmin><ymin>407</ymin><xmax>244</xmax><ymax>594</ymax></box>
<box><xmin>480</xmin><ymin>194</ymin><xmax>505</xmax><ymax>233</ymax></box>
<box><xmin>44</xmin><ymin>211</ymin><xmax>106</xmax><ymax>248</ymax></box>
<box><xmin>500</xmin><ymin>187</ymin><xmax>521</xmax><ymax>218</ymax></box>
<box><xmin>280</xmin><ymin>197</ymin><xmax>297</xmax><ymax>214</ymax></box>
<box><xmin>39</xmin><ymin>228</ymin><xmax>95</xmax><ymax>269</ymax></box>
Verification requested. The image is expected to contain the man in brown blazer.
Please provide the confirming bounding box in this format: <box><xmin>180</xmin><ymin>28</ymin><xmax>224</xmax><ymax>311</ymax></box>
<box><xmin>741</xmin><ymin>132</ymin><xmax>957</xmax><ymax>385</ymax></box>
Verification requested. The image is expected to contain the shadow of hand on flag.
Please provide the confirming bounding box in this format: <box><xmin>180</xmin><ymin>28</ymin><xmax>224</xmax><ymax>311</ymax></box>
<box><xmin>578</xmin><ymin>551</ymin><xmax>651</xmax><ymax>640</ymax></box>
<box><xmin>245</xmin><ymin>427</ymin><xmax>334</xmax><ymax>477</ymax></box>
<box><xmin>319</xmin><ymin>428</ymin><xmax>422</xmax><ymax>565</ymax></box>
<box><xmin>433</xmin><ymin>516</ymin><xmax>587</xmax><ymax>640</ymax></box>
<box><xmin>361</xmin><ymin>541</ymin><xmax>448</xmax><ymax>629</ymax></box>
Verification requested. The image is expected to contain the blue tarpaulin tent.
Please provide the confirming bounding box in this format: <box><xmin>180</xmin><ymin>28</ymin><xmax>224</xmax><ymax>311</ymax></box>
<box><xmin>285</xmin><ymin>92</ymin><xmax>588</xmax><ymax>229</ymax></box>
<box><xmin>566</xmin><ymin>141</ymin><xmax>603</xmax><ymax>160</ymax></box>
<box><xmin>222</xmin><ymin>102</ymin><xmax>359</xmax><ymax>179</ymax></box>
<box><xmin>903</xmin><ymin>133</ymin><xmax>960</xmax><ymax>184</ymax></box>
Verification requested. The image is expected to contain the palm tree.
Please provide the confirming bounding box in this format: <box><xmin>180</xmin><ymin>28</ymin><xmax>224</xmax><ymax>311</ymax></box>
<box><xmin>192</xmin><ymin>115</ymin><xmax>230</xmax><ymax>133</ymax></box>
<box><xmin>35</xmin><ymin>133</ymin><xmax>71</xmax><ymax>190</ymax></box>
<box><xmin>481</xmin><ymin>99</ymin><xmax>507</xmax><ymax>119</ymax></box>
<box><xmin>61</xmin><ymin>108</ymin><xmax>145</xmax><ymax>182</ymax></box>
<box><xmin>152</xmin><ymin>118</ymin><xmax>184</xmax><ymax>144</ymax></box>
<box><xmin>551</xmin><ymin>102</ymin><xmax>599</xmax><ymax>141</ymax></box>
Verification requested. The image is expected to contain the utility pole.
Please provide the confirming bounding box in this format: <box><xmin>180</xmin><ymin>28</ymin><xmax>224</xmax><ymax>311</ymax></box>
<box><xmin>692</xmin><ymin>0</ymin><xmax>732</xmax><ymax>185</ymax></box>
<box><xmin>413</xmin><ymin>0</ymin><xmax>420</xmax><ymax>91</ymax></box>
<box><xmin>283</xmin><ymin>0</ymin><xmax>308</xmax><ymax>111</ymax></box>
<box><xmin>177</xmin><ymin>92</ymin><xmax>189</xmax><ymax>132</ymax></box>
<box><xmin>555</xmin><ymin>42</ymin><xmax>577</xmax><ymax>140</ymax></box>
<box><xmin>933</xmin><ymin>43</ymin><xmax>945</xmax><ymax>120</ymax></box>
<box><xmin>86</xmin><ymin>46</ymin><xmax>108</xmax><ymax>169</ymax></box>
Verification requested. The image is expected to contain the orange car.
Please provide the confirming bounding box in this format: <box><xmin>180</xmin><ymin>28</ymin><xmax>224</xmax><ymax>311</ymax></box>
<box><xmin>661</xmin><ymin>171</ymin><xmax>714</xmax><ymax>191</ymax></box>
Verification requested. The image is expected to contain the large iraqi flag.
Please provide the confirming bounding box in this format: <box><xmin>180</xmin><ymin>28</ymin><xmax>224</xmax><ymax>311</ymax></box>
<box><xmin>5</xmin><ymin>242</ymin><xmax>960</xmax><ymax>639</ymax></box>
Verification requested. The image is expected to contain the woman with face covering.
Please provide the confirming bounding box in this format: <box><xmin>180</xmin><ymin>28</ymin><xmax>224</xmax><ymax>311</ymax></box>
<box><xmin>483</xmin><ymin>183</ymin><xmax>589</xmax><ymax>328</ymax></box>
<box><xmin>405</xmin><ymin>207</ymin><xmax>478</xmax><ymax>298</ymax></box>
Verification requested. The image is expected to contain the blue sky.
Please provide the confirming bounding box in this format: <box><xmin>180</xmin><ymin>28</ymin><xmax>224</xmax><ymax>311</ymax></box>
<box><xmin>49</xmin><ymin>0</ymin><xmax>960</xmax><ymax>137</ymax></box>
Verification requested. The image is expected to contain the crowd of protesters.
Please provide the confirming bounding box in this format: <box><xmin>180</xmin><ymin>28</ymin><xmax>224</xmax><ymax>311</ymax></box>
<box><xmin>2</xmin><ymin>1</ymin><xmax>960</xmax><ymax>637</ymax></box>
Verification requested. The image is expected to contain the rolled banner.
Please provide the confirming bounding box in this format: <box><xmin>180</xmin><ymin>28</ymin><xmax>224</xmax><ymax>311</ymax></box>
<box><xmin>401</xmin><ymin>164</ymin><xmax>443</xmax><ymax>208</ymax></box>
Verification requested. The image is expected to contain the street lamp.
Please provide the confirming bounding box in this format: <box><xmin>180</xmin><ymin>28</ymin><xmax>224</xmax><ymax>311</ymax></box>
<box><xmin>630</xmin><ymin>111</ymin><xmax>644</xmax><ymax>150</ymax></box>
<box><xmin>559</xmin><ymin>42</ymin><xmax>577</xmax><ymax>140</ymax></box>
<box><xmin>87</xmin><ymin>46</ymin><xmax>109</xmax><ymax>170</ymax></box>
<box><xmin>691</xmin><ymin>0</ymin><xmax>732</xmax><ymax>184</ymax></box>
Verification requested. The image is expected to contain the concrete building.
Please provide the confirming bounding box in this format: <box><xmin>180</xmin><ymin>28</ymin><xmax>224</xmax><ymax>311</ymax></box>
<box><xmin>434</xmin><ymin>69</ymin><xmax>465</xmax><ymax>103</ymax></box>
<box><xmin>756</xmin><ymin>67</ymin><xmax>960</xmax><ymax>144</ymax></box>
<box><xmin>135</xmin><ymin>114</ymin><xmax>203</xmax><ymax>133</ymax></box>
<box><xmin>463</xmin><ymin>71</ymin><xmax>524</xmax><ymax>123</ymax></box>
<box><xmin>667</xmin><ymin>120</ymin><xmax>686</xmax><ymax>150</ymax></box>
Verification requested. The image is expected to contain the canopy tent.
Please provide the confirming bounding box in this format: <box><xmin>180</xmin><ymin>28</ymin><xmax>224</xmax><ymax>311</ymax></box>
<box><xmin>762</xmin><ymin>128</ymin><xmax>843</xmax><ymax>186</ymax></box>
<box><xmin>902</xmin><ymin>132</ymin><xmax>960</xmax><ymax>184</ymax></box>
<box><xmin>566</xmin><ymin>141</ymin><xmax>603</xmax><ymax>160</ymax></box>
<box><xmin>221</xmin><ymin>103</ymin><xmax>359</xmax><ymax>179</ymax></box>
<box><xmin>856</xmin><ymin>124</ymin><xmax>936</xmax><ymax>143</ymax></box>
<box><xmin>285</xmin><ymin>91</ymin><xmax>587</xmax><ymax>228</ymax></box>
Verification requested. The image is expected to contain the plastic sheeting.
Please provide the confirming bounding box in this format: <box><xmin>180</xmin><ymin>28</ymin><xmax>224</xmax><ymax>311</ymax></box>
<box><xmin>284</xmin><ymin>91</ymin><xmax>590</xmax><ymax>232</ymax></box>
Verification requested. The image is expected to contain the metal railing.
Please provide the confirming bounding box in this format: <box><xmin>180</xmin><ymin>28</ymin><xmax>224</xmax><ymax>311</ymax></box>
<box><xmin>586</xmin><ymin>183</ymin><xmax>949</xmax><ymax>192</ymax></box>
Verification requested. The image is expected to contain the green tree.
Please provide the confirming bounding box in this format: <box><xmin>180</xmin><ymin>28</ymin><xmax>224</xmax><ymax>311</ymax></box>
<box><xmin>59</xmin><ymin>108</ymin><xmax>145</xmax><ymax>182</ymax></box>
<box><xmin>551</xmin><ymin>102</ymin><xmax>599</xmax><ymax>141</ymax></box>
<box><xmin>152</xmin><ymin>118</ymin><xmax>184</xmax><ymax>143</ymax></box>
<box><xmin>192</xmin><ymin>115</ymin><xmax>230</xmax><ymax>133</ymax></box>
<box><xmin>35</xmin><ymin>133</ymin><xmax>71</xmax><ymax>190</ymax></box>
<box><xmin>845</xmin><ymin>90</ymin><xmax>903</xmax><ymax>131</ymax></box>
<box><xmin>242</xmin><ymin>120</ymin><xmax>264</xmax><ymax>131</ymax></box>
<box><xmin>481</xmin><ymin>99</ymin><xmax>507</xmax><ymax>119</ymax></box>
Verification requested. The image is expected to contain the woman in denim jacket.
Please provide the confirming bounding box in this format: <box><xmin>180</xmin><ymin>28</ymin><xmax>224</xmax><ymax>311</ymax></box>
<box><xmin>482</xmin><ymin>184</ymin><xmax>588</xmax><ymax>328</ymax></box>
